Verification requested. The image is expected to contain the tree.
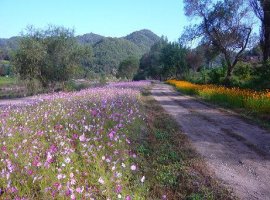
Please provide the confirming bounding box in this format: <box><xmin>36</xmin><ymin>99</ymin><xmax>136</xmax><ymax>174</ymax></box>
<box><xmin>117</xmin><ymin>56</ymin><xmax>139</xmax><ymax>80</ymax></box>
<box><xmin>250</xmin><ymin>0</ymin><xmax>270</xmax><ymax>62</ymax></box>
<box><xmin>136</xmin><ymin>38</ymin><xmax>188</xmax><ymax>80</ymax></box>
<box><xmin>13</xmin><ymin>36</ymin><xmax>46</xmax><ymax>82</ymax></box>
<box><xmin>161</xmin><ymin>42</ymin><xmax>187</xmax><ymax>79</ymax></box>
<box><xmin>13</xmin><ymin>25</ymin><xmax>92</xmax><ymax>88</ymax></box>
<box><xmin>182</xmin><ymin>0</ymin><xmax>253</xmax><ymax>84</ymax></box>
<box><xmin>186</xmin><ymin>49</ymin><xmax>204</xmax><ymax>71</ymax></box>
<box><xmin>137</xmin><ymin>37</ymin><xmax>168</xmax><ymax>80</ymax></box>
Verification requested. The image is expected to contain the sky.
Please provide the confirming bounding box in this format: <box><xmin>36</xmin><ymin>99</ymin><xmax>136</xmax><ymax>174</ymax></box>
<box><xmin>0</xmin><ymin>0</ymin><xmax>188</xmax><ymax>41</ymax></box>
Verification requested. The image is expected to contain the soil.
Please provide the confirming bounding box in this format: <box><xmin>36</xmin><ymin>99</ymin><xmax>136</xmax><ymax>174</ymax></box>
<box><xmin>151</xmin><ymin>83</ymin><xmax>270</xmax><ymax>200</ymax></box>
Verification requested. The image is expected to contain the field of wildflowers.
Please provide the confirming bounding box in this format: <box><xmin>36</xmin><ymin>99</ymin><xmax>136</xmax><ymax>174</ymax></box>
<box><xmin>0</xmin><ymin>82</ymin><xmax>150</xmax><ymax>199</ymax></box>
<box><xmin>167</xmin><ymin>80</ymin><xmax>270</xmax><ymax>114</ymax></box>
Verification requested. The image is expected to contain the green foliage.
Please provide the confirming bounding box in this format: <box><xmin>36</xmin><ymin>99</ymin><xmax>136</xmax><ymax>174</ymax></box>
<box><xmin>208</xmin><ymin>67</ymin><xmax>226</xmax><ymax>84</ymax></box>
<box><xmin>99</xmin><ymin>73</ymin><xmax>107</xmax><ymax>85</ymax></box>
<box><xmin>117</xmin><ymin>56</ymin><xmax>139</xmax><ymax>80</ymax></box>
<box><xmin>233</xmin><ymin>62</ymin><xmax>253</xmax><ymax>80</ymax></box>
<box><xmin>76</xmin><ymin>32</ymin><xmax>104</xmax><ymax>45</ymax></box>
<box><xmin>93</xmin><ymin>38</ymin><xmax>142</xmax><ymax>75</ymax></box>
<box><xmin>2</xmin><ymin>29</ymin><xmax>160</xmax><ymax>78</ymax></box>
<box><xmin>137</xmin><ymin>38</ymin><xmax>188</xmax><ymax>80</ymax></box>
<box><xmin>0</xmin><ymin>37</ymin><xmax>20</xmax><ymax>60</ymax></box>
<box><xmin>161</xmin><ymin>42</ymin><xmax>188</xmax><ymax>79</ymax></box>
<box><xmin>63</xmin><ymin>80</ymin><xmax>90</xmax><ymax>92</ymax></box>
<box><xmin>24</xmin><ymin>78</ymin><xmax>43</xmax><ymax>95</ymax></box>
<box><xmin>0</xmin><ymin>60</ymin><xmax>12</xmax><ymax>76</ymax></box>
<box><xmin>252</xmin><ymin>60</ymin><xmax>270</xmax><ymax>89</ymax></box>
<box><xmin>124</xmin><ymin>29</ymin><xmax>160</xmax><ymax>52</ymax></box>
<box><xmin>12</xmin><ymin>25</ymin><xmax>93</xmax><ymax>88</ymax></box>
<box><xmin>0</xmin><ymin>76</ymin><xmax>17</xmax><ymax>87</ymax></box>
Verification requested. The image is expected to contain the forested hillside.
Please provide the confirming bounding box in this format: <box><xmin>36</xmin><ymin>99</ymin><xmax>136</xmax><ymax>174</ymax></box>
<box><xmin>93</xmin><ymin>37</ymin><xmax>142</xmax><ymax>75</ymax></box>
<box><xmin>124</xmin><ymin>29</ymin><xmax>160</xmax><ymax>52</ymax></box>
<box><xmin>0</xmin><ymin>37</ymin><xmax>20</xmax><ymax>60</ymax></box>
<box><xmin>0</xmin><ymin>29</ymin><xmax>160</xmax><ymax>76</ymax></box>
<box><xmin>76</xmin><ymin>32</ymin><xmax>105</xmax><ymax>45</ymax></box>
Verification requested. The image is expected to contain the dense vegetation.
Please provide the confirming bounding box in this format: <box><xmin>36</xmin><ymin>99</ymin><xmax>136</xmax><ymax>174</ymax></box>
<box><xmin>135</xmin><ymin>0</ymin><xmax>270</xmax><ymax>91</ymax></box>
<box><xmin>0</xmin><ymin>29</ymin><xmax>160</xmax><ymax>80</ymax></box>
<box><xmin>0</xmin><ymin>82</ymin><xmax>149</xmax><ymax>199</ymax></box>
<box><xmin>92</xmin><ymin>37</ymin><xmax>142</xmax><ymax>75</ymax></box>
<box><xmin>12</xmin><ymin>26</ymin><xmax>92</xmax><ymax>93</ymax></box>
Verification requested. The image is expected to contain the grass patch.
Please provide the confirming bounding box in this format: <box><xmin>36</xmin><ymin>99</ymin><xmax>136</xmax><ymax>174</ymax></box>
<box><xmin>0</xmin><ymin>76</ymin><xmax>17</xmax><ymax>87</ymax></box>
<box><xmin>131</xmin><ymin>88</ymin><xmax>235</xmax><ymax>199</ymax></box>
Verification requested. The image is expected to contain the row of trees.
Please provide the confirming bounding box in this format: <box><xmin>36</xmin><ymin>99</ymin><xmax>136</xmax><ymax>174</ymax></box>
<box><xmin>135</xmin><ymin>0</ymin><xmax>270</xmax><ymax>87</ymax></box>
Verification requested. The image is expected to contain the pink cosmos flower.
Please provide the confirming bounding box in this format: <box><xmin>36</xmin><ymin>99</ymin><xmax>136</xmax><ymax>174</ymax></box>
<box><xmin>1</xmin><ymin>146</ymin><xmax>6</xmax><ymax>151</ymax></box>
<box><xmin>108</xmin><ymin>131</ymin><xmax>116</xmax><ymax>140</ymax></box>
<box><xmin>79</xmin><ymin>134</ymin><xmax>86</xmax><ymax>142</ymax></box>
<box><xmin>130</xmin><ymin>165</ymin><xmax>136</xmax><ymax>171</ymax></box>
<box><xmin>72</xmin><ymin>134</ymin><xmax>78</xmax><ymax>140</ymax></box>
<box><xmin>125</xmin><ymin>195</ymin><xmax>131</xmax><ymax>200</ymax></box>
<box><xmin>27</xmin><ymin>169</ymin><xmax>33</xmax><ymax>175</ymax></box>
<box><xmin>115</xmin><ymin>185</ymin><xmax>122</xmax><ymax>193</ymax></box>
<box><xmin>65</xmin><ymin>189</ymin><xmax>71</xmax><ymax>196</ymax></box>
<box><xmin>37</xmin><ymin>130</ymin><xmax>44</xmax><ymax>136</ymax></box>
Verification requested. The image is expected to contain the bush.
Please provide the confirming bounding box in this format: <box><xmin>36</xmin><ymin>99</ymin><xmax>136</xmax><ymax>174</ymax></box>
<box><xmin>24</xmin><ymin>79</ymin><xmax>43</xmax><ymax>95</ymax></box>
<box><xmin>207</xmin><ymin>66</ymin><xmax>226</xmax><ymax>84</ymax></box>
<box><xmin>252</xmin><ymin>60</ymin><xmax>270</xmax><ymax>89</ymax></box>
<box><xmin>233</xmin><ymin>62</ymin><xmax>253</xmax><ymax>80</ymax></box>
<box><xmin>0</xmin><ymin>60</ymin><xmax>12</xmax><ymax>76</ymax></box>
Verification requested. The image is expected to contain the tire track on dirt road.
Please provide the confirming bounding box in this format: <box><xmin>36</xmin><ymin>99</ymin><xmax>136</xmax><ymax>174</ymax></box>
<box><xmin>151</xmin><ymin>83</ymin><xmax>270</xmax><ymax>200</ymax></box>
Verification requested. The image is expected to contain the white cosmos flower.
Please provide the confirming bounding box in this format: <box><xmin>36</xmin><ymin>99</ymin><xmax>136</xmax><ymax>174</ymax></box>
<box><xmin>98</xmin><ymin>177</ymin><xmax>104</xmax><ymax>184</ymax></box>
<box><xmin>65</xmin><ymin>157</ymin><xmax>71</xmax><ymax>163</ymax></box>
<box><xmin>141</xmin><ymin>176</ymin><xmax>145</xmax><ymax>183</ymax></box>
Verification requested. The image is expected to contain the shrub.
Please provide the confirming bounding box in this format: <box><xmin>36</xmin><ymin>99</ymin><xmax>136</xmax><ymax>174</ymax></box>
<box><xmin>207</xmin><ymin>67</ymin><xmax>226</xmax><ymax>84</ymax></box>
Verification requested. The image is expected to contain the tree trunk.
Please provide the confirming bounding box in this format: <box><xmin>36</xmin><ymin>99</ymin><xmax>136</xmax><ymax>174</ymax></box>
<box><xmin>263</xmin><ymin>0</ymin><xmax>270</xmax><ymax>62</ymax></box>
<box><xmin>224</xmin><ymin>62</ymin><xmax>234</xmax><ymax>86</ymax></box>
<box><xmin>224</xmin><ymin>70</ymin><xmax>232</xmax><ymax>86</ymax></box>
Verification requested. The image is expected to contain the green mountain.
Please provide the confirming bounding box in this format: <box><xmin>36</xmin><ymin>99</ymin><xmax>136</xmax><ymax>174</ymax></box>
<box><xmin>90</xmin><ymin>29</ymin><xmax>160</xmax><ymax>74</ymax></box>
<box><xmin>93</xmin><ymin>37</ymin><xmax>143</xmax><ymax>74</ymax></box>
<box><xmin>0</xmin><ymin>29</ymin><xmax>160</xmax><ymax>75</ymax></box>
<box><xmin>0</xmin><ymin>37</ymin><xmax>20</xmax><ymax>59</ymax></box>
<box><xmin>124</xmin><ymin>29</ymin><xmax>160</xmax><ymax>52</ymax></box>
<box><xmin>76</xmin><ymin>33</ymin><xmax>104</xmax><ymax>45</ymax></box>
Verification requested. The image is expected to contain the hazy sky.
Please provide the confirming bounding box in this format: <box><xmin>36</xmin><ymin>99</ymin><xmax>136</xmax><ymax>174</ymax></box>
<box><xmin>0</xmin><ymin>0</ymin><xmax>188</xmax><ymax>41</ymax></box>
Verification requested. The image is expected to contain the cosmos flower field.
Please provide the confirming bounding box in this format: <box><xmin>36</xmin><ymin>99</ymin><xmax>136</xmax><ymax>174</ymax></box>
<box><xmin>0</xmin><ymin>81</ymin><xmax>150</xmax><ymax>199</ymax></box>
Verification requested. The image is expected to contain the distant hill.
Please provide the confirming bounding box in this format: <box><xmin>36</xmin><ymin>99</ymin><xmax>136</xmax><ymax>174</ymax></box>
<box><xmin>93</xmin><ymin>37</ymin><xmax>143</xmax><ymax>75</ymax></box>
<box><xmin>0</xmin><ymin>29</ymin><xmax>160</xmax><ymax>74</ymax></box>
<box><xmin>90</xmin><ymin>29</ymin><xmax>160</xmax><ymax>74</ymax></box>
<box><xmin>0</xmin><ymin>37</ymin><xmax>20</xmax><ymax>59</ymax></box>
<box><xmin>76</xmin><ymin>33</ymin><xmax>105</xmax><ymax>45</ymax></box>
<box><xmin>124</xmin><ymin>29</ymin><xmax>160</xmax><ymax>52</ymax></box>
<box><xmin>0</xmin><ymin>36</ymin><xmax>20</xmax><ymax>49</ymax></box>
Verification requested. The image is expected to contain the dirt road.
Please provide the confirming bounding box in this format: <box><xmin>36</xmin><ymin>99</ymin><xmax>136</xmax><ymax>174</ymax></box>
<box><xmin>151</xmin><ymin>83</ymin><xmax>270</xmax><ymax>200</ymax></box>
<box><xmin>0</xmin><ymin>96</ymin><xmax>40</xmax><ymax>107</ymax></box>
